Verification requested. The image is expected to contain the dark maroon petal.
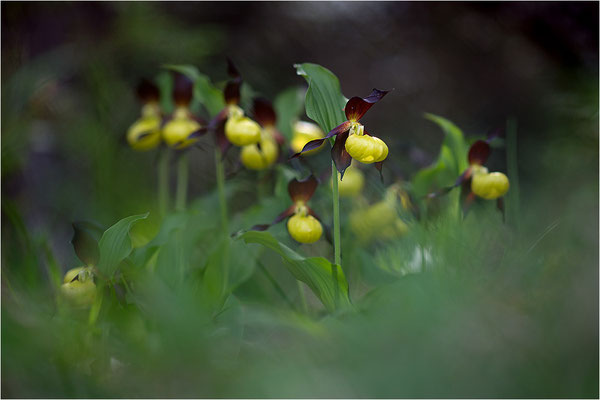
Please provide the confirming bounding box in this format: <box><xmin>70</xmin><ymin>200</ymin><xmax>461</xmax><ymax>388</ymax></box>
<box><xmin>290</xmin><ymin>121</ymin><xmax>352</xmax><ymax>159</ymax></box>
<box><xmin>215</xmin><ymin>121</ymin><xmax>232</xmax><ymax>155</ymax></box>
<box><xmin>136</xmin><ymin>79</ymin><xmax>159</xmax><ymax>103</ymax></box>
<box><xmin>186</xmin><ymin>126</ymin><xmax>208</xmax><ymax>140</ymax></box>
<box><xmin>227</xmin><ymin>57</ymin><xmax>240</xmax><ymax>79</ymax></box>
<box><xmin>374</xmin><ymin>162</ymin><xmax>384</xmax><ymax>183</ymax></box>
<box><xmin>252</xmin><ymin>98</ymin><xmax>276</xmax><ymax>127</ymax></box>
<box><xmin>250</xmin><ymin>205</ymin><xmax>295</xmax><ymax>231</ymax></box>
<box><xmin>288</xmin><ymin>175</ymin><xmax>318</xmax><ymax>202</ymax></box>
<box><xmin>208</xmin><ymin>108</ymin><xmax>229</xmax><ymax>131</ymax></box>
<box><xmin>307</xmin><ymin>207</ymin><xmax>333</xmax><ymax>245</ymax></box>
<box><xmin>344</xmin><ymin>88</ymin><xmax>390</xmax><ymax>121</ymax></box>
<box><xmin>331</xmin><ymin>130</ymin><xmax>352</xmax><ymax>179</ymax></box>
<box><xmin>224</xmin><ymin>79</ymin><xmax>241</xmax><ymax>105</ymax></box>
<box><xmin>172</xmin><ymin>73</ymin><xmax>193</xmax><ymax>106</ymax></box>
<box><xmin>468</xmin><ymin>140</ymin><xmax>490</xmax><ymax>166</ymax></box>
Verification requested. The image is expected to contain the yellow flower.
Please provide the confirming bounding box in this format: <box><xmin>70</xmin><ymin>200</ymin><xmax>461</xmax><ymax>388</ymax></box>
<box><xmin>335</xmin><ymin>165</ymin><xmax>365</xmax><ymax>197</ymax></box>
<box><xmin>287</xmin><ymin>205</ymin><xmax>323</xmax><ymax>244</ymax></box>
<box><xmin>344</xmin><ymin>123</ymin><xmax>388</xmax><ymax>164</ymax></box>
<box><xmin>470</xmin><ymin>166</ymin><xmax>509</xmax><ymax>200</ymax></box>
<box><xmin>162</xmin><ymin>106</ymin><xmax>202</xmax><ymax>149</ymax></box>
<box><xmin>224</xmin><ymin>105</ymin><xmax>261</xmax><ymax>146</ymax></box>
<box><xmin>291</xmin><ymin>121</ymin><xmax>325</xmax><ymax>155</ymax></box>
<box><xmin>60</xmin><ymin>267</ymin><xmax>96</xmax><ymax>308</ymax></box>
<box><xmin>240</xmin><ymin>136</ymin><xmax>278</xmax><ymax>170</ymax></box>
<box><xmin>127</xmin><ymin>79</ymin><xmax>162</xmax><ymax>151</ymax></box>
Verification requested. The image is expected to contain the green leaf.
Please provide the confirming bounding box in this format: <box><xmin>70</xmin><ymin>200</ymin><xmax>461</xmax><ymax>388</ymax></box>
<box><xmin>412</xmin><ymin>145</ymin><xmax>457</xmax><ymax>197</ymax></box>
<box><xmin>424</xmin><ymin>113</ymin><xmax>469</xmax><ymax>174</ymax></box>
<box><xmin>97</xmin><ymin>213</ymin><xmax>149</xmax><ymax>277</ymax></box>
<box><xmin>237</xmin><ymin>230</ymin><xmax>351</xmax><ymax>312</ymax></box>
<box><xmin>295</xmin><ymin>63</ymin><xmax>347</xmax><ymax>134</ymax></box>
<box><xmin>71</xmin><ymin>221</ymin><xmax>103</xmax><ymax>266</ymax></box>
<box><xmin>274</xmin><ymin>86</ymin><xmax>305</xmax><ymax>140</ymax></box>
<box><xmin>163</xmin><ymin>64</ymin><xmax>225</xmax><ymax>117</ymax></box>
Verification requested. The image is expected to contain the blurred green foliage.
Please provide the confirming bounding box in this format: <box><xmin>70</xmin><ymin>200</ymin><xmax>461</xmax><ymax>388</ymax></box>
<box><xmin>1</xmin><ymin>2</ymin><xmax>598</xmax><ymax>398</ymax></box>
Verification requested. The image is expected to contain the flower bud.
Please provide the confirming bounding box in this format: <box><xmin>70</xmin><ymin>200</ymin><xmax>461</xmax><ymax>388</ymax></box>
<box><xmin>162</xmin><ymin>107</ymin><xmax>201</xmax><ymax>149</ymax></box>
<box><xmin>345</xmin><ymin>134</ymin><xmax>388</xmax><ymax>164</ymax></box>
<box><xmin>60</xmin><ymin>267</ymin><xmax>96</xmax><ymax>308</ymax></box>
<box><xmin>291</xmin><ymin>121</ymin><xmax>325</xmax><ymax>154</ymax></box>
<box><xmin>127</xmin><ymin>104</ymin><xmax>162</xmax><ymax>151</ymax></box>
<box><xmin>335</xmin><ymin>166</ymin><xmax>364</xmax><ymax>197</ymax></box>
<box><xmin>471</xmin><ymin>171</ymin><xmax>509</xmax><ymax>200</ymax></box>
<box><xmin>240</xmin><ymin>138</ymin><xmax>278</xmax><ymax>170</ymax></box>
<box><xmin>287</xmin><ymin>214</ymin><xmax>323</xmax><ymax>244</ymax></box>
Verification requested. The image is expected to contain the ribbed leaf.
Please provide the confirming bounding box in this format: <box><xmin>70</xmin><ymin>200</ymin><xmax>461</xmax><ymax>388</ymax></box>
<box><xmin>97</xmin><ymin>213</ymin><xmax>149</xmax><ymax>277</ymax></box>
<box><xmin>294</xmin><ymin>63</ymin><xmax>347</xmax><ymax>134</ymax></box>
<box><xmin>238</xmin><ymin>230</ymin><xmax>351</xmax><ymax>312</ymax></box>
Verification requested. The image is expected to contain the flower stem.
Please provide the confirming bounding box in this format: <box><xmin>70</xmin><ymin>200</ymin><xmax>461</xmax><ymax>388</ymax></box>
<box><xmin>215</xmin><ymin>148</ymin><xmax>228</xmax><ymax>233</ymax></box>
<box><xmin>331</xmin><ymin>162</ymin><xmax>342</xmax><ymax>267</ymax></box>
<box><xmin>175</xmin><ymin>152</ymin><xmax>189</xmax><ymax>211</ymax></box>
<box><xmin>158</xmin><ymin>148</ymin><xmax>170</xmax><ymax>218</ymax></box>
<box><xmin>297</xmin><ymin>280</ymin><xmax>309</xmax><ymax>314</ymax></box>
<box><xmin>331</xmin><ymin>161</ymin><xmax>342</xmax><ymax>309</ymax></box>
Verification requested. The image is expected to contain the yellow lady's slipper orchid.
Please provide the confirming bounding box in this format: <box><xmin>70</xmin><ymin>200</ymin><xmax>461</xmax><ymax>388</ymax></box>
<box><xmin>471</xmin><ymin>166</ymin><xmax>509</xmax><ymax>200</ymax></box>
<box><xmin>60</xmin><ymin>267</ymin><xmax>96</xmax><ymax>308</ymax></box>
<box><xmin>127</xmin><ymin>80</ymin><xmax>163</xmax><ymax>151</ymax></box>
<box><xmin>224</xmin><ymin>105</ymin><xmax>261</xmax><ymax>146</ymax></box>
<box><xmin>292</xmin><ymin>89</ymin><xmax>390</xmax><ymax>179</ymax></box>
<box><xmin>291</xmin><ymin>121</ymin><xmax>325</xmax><ymax>155</ymax></box>
<box><xmin>287</xmin><ymin>212</ymin><xmax>323</xmax><ymax>244</ymax></box>
<box><xmin>240</xmin><ymin>136</ymin><xmax>278</xmax><ymax>170</ymax></box>
<box><xmin>249</xmin><ymin>176</ymin><xmax>323</xmax><ymax>244</ymax></box>
<box><xmin>162</xmin><ymin>106</ymin><xmax>202</xmax><ymax>149</ymax></box>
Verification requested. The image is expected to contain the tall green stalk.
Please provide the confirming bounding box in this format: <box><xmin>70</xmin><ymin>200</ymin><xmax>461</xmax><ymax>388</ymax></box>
<box><xmin>215</xmin><ymin>148</ymin><xmax>228</xmax><ymax>232</ymax></box>
<box><xmin>158</xmin><ymin>148</ymin><xmax>170</xmax><ymax>218</ymax></box>
<box><xmin>175</xmin><ymin>152</ymin><xmax>188</xmax><ymax>211</ymax></box>
<box><xmin>331</xmin><ymin>161</ymin><xmax>342</xmax><ymax>308</ymax></box>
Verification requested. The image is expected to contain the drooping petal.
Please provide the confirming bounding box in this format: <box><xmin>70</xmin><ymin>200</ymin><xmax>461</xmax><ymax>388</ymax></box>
<box><xmin>307</xmin><ymin>207</ymin><xmax>333</xmax><ymax>245</ymax></box>
<box><xmin>331</xmin><ymin>130</ymin><xmax>352</xmax><ymax>179</ymax></box>
<box><xmin>290</xmin><ymin>120</ymin><xmax>352</xmax><ymax>159</ymax></box>
<box><xmin>426</xmin><ymin>167</ymin><xmax>473</xmax><ymax>199</ymax></box>
<box><xmin>250</xmin><ymin>205</ymin><xmax>295</xmax><ymax>231</ymax></box>
<box><xmin>288</xmin><ymin>175</ymin><xmax>318</xmax><ymax>202</ymax></box>
<box><xmin>136</xmin><ymin>79</ymin><xmax>160</xmax><ymax>103</ymax></box>
<box><xmin>252</xmin><ymin>98</ymin><xmax>276</xmax><ymax>127</ymax></box>
<box><xmin>344</xmin><ymin>88</ymin><xmax>390</xmax><ymax>121</ymax></box>
<box><xmin>461</xmin><ymin>191</ymin><xmax>477</xmax><ymax>217</ymax></box>
<box><xmin>497</xmin><ymin>197</ymin><xmax>505</xmax><ymax>223</ymax></box>
<box><xmin>172</xmin><ymin>73</ymin><xmax>193</xmax><ymax>106</ymax></box>
<box><xmin>468</xmin><ymin>140</ymin><xmax>490</xmax><ymax>166</ymax></box>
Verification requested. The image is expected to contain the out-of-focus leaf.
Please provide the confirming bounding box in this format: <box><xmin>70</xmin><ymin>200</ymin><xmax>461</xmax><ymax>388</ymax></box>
<box><xmin>163</xmin><ymin>64</ymin><xmax>225</xmax><ymax>117</ymax></box>
<box><xmin>71</xmin><ymin>221</ymin><xmax>103</xmax><ymax>266</ymax></box>
<box><xmin>238</xmin><ymin>230</ymin><xmax>351</xmax><ymax>312</ymax></box>
<box><xmin>412</xmin><ymin>145</ymin><xmax>456</xmax><ymax>197</ymax></box>
<box><xmin>97</xmin><ymin>213</ymin><xmax>149</xmax><ymax>277</ymax></box>
<box><xmin>274</xmin><ymin>86</ymin><xmax>305</xmax><ymax>140</ymax></box>
<box><xmin>294</xmin><ymin>63</ymin><xmax>347</xmax><ymax>134</ymax></box>
<box><xmin>424</xmin><ymin>113</ymin><xmax>469</xmax><ymax>174</ymax></box>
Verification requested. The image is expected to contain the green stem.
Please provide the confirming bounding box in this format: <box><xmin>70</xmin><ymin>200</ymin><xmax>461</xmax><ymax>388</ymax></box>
<box><xmin>175</xmin><ymin>152</ymin><xmax>188</xmax><ymax>211</ymax></box>
<box><xmin>215</xmin><ymin>148</ymin><xmax>228</xmax><ymax>232</ymax></box>
<box><xmin>331</xmin><ymin>161</ymin><xmax>342</xmax><ymax>309</ymax></box>
<box><xmin>158</xmin><ymin>148</ymin><xmax>170</xmax><ymax>218</ymax></box>
<box><xmin>506</xmin><ymin>117</ymin><xmax>520</xmax><ymax>231</ymax></box>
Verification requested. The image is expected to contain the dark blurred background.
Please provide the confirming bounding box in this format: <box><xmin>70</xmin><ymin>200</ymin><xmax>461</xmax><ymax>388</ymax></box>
<box><xmin>2</xmin><ymin>1</ymin><xmax>598</xmax><ymax>266</ymax></box>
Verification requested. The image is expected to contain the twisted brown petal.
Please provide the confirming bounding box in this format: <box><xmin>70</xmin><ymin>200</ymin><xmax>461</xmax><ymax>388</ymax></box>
<box><xmin>290</xmin><ymin>121</ymin><xmax>352</xmax><ymax>159</ymax></box>
<box><xmin>331</xmin><ymin>130</ymin><xmax>352</xmax><ymax>179</ymax></box>
<box><xmin>250</xmin><ymin>205</ymin><xmax>295</xmax><ymax>231</ymax></box>
<box><xmin>252</xmin><ymin>98</ymin><xmax>276</xmax><ymax>127</ymax></box>
<box><xmin>136</xmin><ymin>79</ymin><xmax>160</xmax><ymax>103</ymax></box>
<box><xmin>344</xmin><ymin>88</ymin><xmax>390</xmax><ymax>121</ymax></box>
<box><xmin>288</xmin><ymin>175</ymin><xmax>318</xmax><ymax>203</ymax></box>
<box><xmin>468</xmin><ymin>140</ymin><xmax>490</xmax><ymax>166</ymax></box>
<box><xmin>172</xmin><ymin>73</ymin><xmax>193</xmax><ymax>106</ymax></box>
